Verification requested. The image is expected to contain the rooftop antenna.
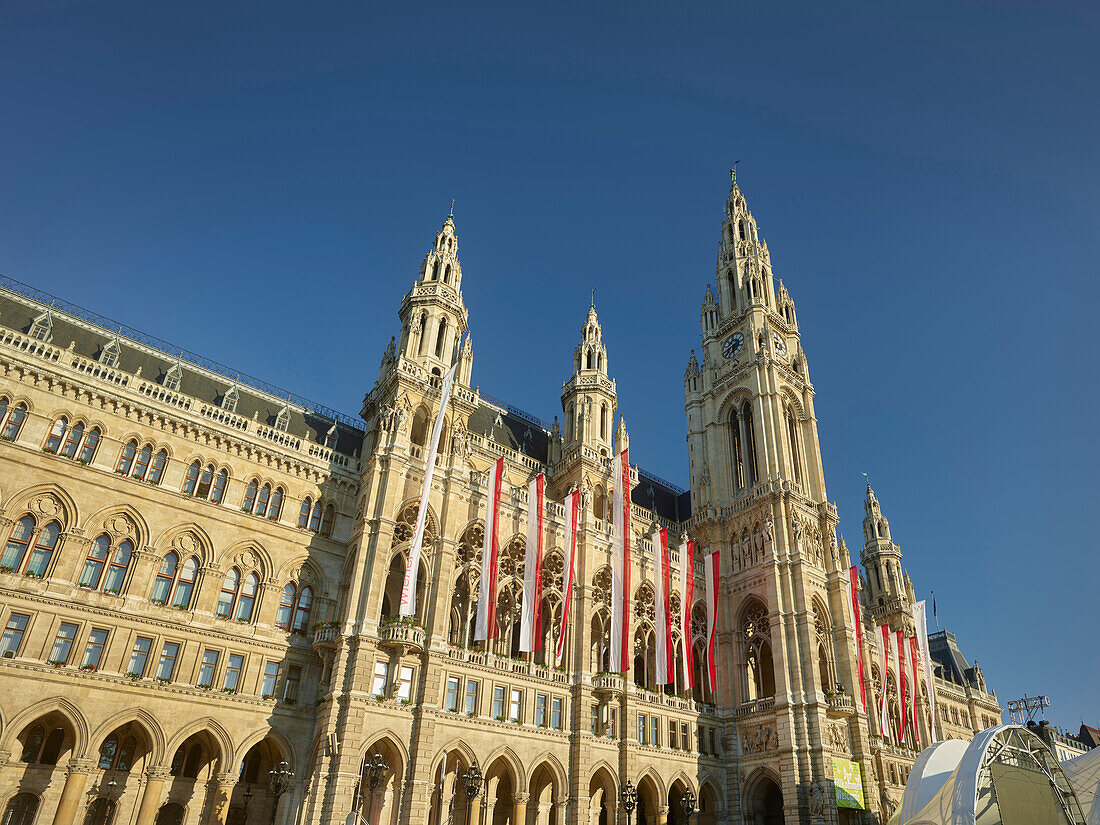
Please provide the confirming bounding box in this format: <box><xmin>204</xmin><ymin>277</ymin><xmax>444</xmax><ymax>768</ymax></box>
<box><xmin>1007</xmin><ymin>694</ymin><xmax>1051</xmax><ymax>725</ymax></box>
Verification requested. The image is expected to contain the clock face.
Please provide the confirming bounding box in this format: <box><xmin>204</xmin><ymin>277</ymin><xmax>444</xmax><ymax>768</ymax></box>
<box><xmin>722</xmin><ymin>332</ymin><xmax>744</xmax><ymax>359</ymax></box>
<box><xmin>772</xmin><ymin>333</ymin><xmax>787</xmax><ymax>357</ymax></box>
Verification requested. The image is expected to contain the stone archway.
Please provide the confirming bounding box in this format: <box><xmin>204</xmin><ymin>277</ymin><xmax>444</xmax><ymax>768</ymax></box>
<box><xmin>744</xmin><ymin>771</ymin><xmax>784</xmax><ymax>825</ymax></box>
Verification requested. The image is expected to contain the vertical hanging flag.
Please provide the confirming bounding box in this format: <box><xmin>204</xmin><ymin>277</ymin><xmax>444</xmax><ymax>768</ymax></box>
<box><xmin>651</xmin><ymin>528</ymin><xmax>673</xmax><ymax>684</ymax></box>
<box><xmin>876</xmin><ymin>625</ymin><xmax>891</xmax><ymax>738</ymax></box>
<box><xmin>896</xmin><ymin>629</ymin><xmax>908</xmax><ymax>745</ymax></box>
<box><xmin>908</xmin><ymin>635</ymin><xmax>922</xmax><ymax>747</ymax></box>
<box><xmin>473</xmin><ymin>457</ymin><xmax>505</xmax><ymax>641</ymax></box>
<box><xmin>610</xmin><ymin>448</ymin><xmax>632</xmax><ymax>674</ymax></box>
<box><xmin>844</xmin><ymin>566</ymin><xmax>867</xmax><ymax>714</ymax></box>
<box><xmin>704</xmin><ymin>549</ymin><xmax>720</xmax><ymax>693</ymax></box>
<box><xmin>519</xmin><ymin>474</ymin><xmax>545</xmax><ymax>653</ymax></box>
<box><xmin>913</xmin><ymin>600</ymin><xmax>939</xmax><ymax>742</ymax></box>
<box><xmin>890</xmin><ymin>630</ymin><xmax>904</xmax><ymax>743</ymax></box>
<box><xmin>400</xmin><ymin>362</ymin><xmax>457</xmax><ymax>616</ymax></box>
<box><xmin>555</xmin><ymin>489</ymin><xmax>580</xmax><ymax>665</ymax></box>
<box><xmin>680</xmin><ymin>538</ymin><xmax>695</xmax><ymax>691</ymax></box>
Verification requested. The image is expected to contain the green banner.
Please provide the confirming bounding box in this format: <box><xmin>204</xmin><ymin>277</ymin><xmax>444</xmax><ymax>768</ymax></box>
<box><xmin>832</xmin><ymin>758</ymin><xmax>865</xmax><ymax>810</ymax></box>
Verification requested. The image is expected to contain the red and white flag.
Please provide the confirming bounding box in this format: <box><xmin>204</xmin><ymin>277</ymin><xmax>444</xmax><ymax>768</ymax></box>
<box><xmin>896</xmin><ymin>629</ymin><xmax>908</xmax><ymax>745</ymax></box>
<box><xmin>651</xmin><ymin>528</ymin><xmax>673</xmax><ymax>684</ymax></box>
<box><xmin>400</xmin><ymin>362</ymin><xmax>457</xmax><ymax>616</ymax></box>
<box><xmin>473</xmin><ymin>457</ymin><xmax>504</xmax><ymax>641</ymax></box>
<box><xmin>704</xmin><ymin>549</ymin><xmax>719</xmax><ymax>693</ymax></box>
<box><xmin>844</xmin><ymin>566</ymin><xmax>867</xmax><ymax>713</ymax></box>
<box><xmin>519</xmin><ymin>474</ymin><xmax>545</xmax><ymax>653</ymax></box>
<box><xmin>876</xmin><ymin>625</ymin><xmax>891</xmax><ymax>737</ymax></box>
<box><xmin>908</xmin><ymin>635</ymin><xmax>922</xmax><ymax>747</ymax></box>
<box><xmin>913</xmin><ymin>600</ymin><xmax>938</xmax><ymax>742</ymax></box>
<box><xmin>610</xmin><ymin>448</ymin><xmax>632</xmax><ymax>674</ymax></box>
<box><xmin>555</xmin><ymin>489</ymin><xmax>580</xmax><ymax>665</ymax></box>
<box><xmin>680</xmin><ymin>538</ymin><xmax>695</xmax><ymax>691</ymax></box>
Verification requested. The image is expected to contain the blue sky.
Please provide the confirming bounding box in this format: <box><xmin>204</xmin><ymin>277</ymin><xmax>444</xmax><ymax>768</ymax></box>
<box><xmin>2</xmin><ymin>1</ymin><xmax>1097</xmax><ymax>731</ymax></box>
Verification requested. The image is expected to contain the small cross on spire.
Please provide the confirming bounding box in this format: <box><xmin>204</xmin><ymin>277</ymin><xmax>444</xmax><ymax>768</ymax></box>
<box><xmin>449</xmin><ymin>198</ymin><xmax>454</xmax><ymax>218</ymax></box>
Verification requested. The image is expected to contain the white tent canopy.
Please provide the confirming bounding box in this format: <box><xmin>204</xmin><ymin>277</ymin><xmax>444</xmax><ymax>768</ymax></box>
<box><xmin>1063</xmin><ymin>746</ymin><xmax>1100</xmax><ymax>825</ymax></box>
<box><xmin>892</xmin><ymin>725</ymin><xmax>1088</xmax><ymax>825</ymax></box>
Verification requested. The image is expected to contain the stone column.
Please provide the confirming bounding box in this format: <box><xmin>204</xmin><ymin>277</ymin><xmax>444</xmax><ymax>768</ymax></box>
<box><xmin>50</xmin><ymin>761</ymin><xmax>93</xmax><ymax>825</ymax></box>
<box><xmin>512</xmin><ymin>792</ymin><xmax>529</xmax><ymax>825</ymax></box>
<box><xmin>133</xmin><ymin>768</ymin><xmax>170</xmax><ymax>825</ymax></box>
<box><xmin>205</xmin><ymin>773</ymin><xmax>236</xmax><ymax>825</ymax></box>
<box><xmin>466</xmin><ymin>795</ymin><xmax>481</xmax><ymax>825</ymax></box>
<box><xmin>656</xmin><ymin>805</ymin><xmax>669</xmax><ymax>825</ymax></box>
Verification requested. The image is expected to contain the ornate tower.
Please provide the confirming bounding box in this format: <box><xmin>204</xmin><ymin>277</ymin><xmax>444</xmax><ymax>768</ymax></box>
<box><xmin>861</xmin><ymin>485</ymin><xmax>916</xmax><ymax>630</ymax></box>
<box><xmin>687</xmin><ymin>172</ymin><xmax>874</xmax><ymax>824</ymax></box>
<box><xmin>561</xmin><ymin>303</ymin><xmax>617</xmax><ymax>457</ymax></box>
<box><xmin>394</xmin><ymin>212</ymin><xmax>473</xmax><ymax>385</ymax></box>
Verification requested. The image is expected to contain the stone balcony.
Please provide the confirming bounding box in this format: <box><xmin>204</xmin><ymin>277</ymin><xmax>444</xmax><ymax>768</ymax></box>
<box><xmin>378</xmin><ymin>621</ymin><xmax>426</xmax><ymax>655</ymax></box>
<box><xmin>592</xmin><ymin>672</ymin><xmax>625</xmax><ymax>696</ymax></box>
<box><xmin>733</xmin><ymin>696</ymin><xmax>775</xmax><ymax>718</ymax></box>
<box><xmin>311</xmin><ymin>625</ymin><xmax>340</xmax><ymax>651</ymax></box>
<box><xmin>827</xmin><ymin>693</ymin><xmax>856</xmax><ymax>717</ymax></box>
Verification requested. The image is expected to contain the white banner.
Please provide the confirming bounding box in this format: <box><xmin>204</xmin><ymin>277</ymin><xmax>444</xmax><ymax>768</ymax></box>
<box><xmin>519</xmin><ymin>474</ymin><xmax>545</xmax><ymax>653</ymax></box>
<box><xmin>913</xmin><ymin>600</ymin><xmax>938</xmax><ymax>742</ymax></box>
<box><xmin>844</xmin><ymin>566</ymin><xmax>867</xmax><ymax>713</ymax></box>
<box><xmin>610</xmin><ymin>449</ymin><xmax>631</xmax><ymax>673</ymax></box>
<box><xmin>399</xmin><ymin>362</ymin><xmax>456</xmax><ymax>616</ymax></box>
<box><xmin>876</xmin><ymin>625</ymin><xmax>891</xmax><ymax>737</ymax></box>
<box><xmin>704</xmin><ymin>549</ymin><xmax>719</xmax><ymax>693</ymax></box>
<box><xmin>680</xmin><ymin>538</ymin><xmax>695</xmax><ymax>691</ymax></box>
<box><xmin>474</xmin><ymin>457</ymin><xmax>504</xmax><ymax>641</ymax></box>
<box><xmin>890</xmin><ymin>630</ymin><xmax>903</xmax><ymax>743</ymax></box>
<box><xmin>651</xmin><ymin>528</ymin><xmax>672</xmax><ymax>684</ymax></box>
<box><xmin>555</xmin><ymin>490</ymin><xmax>580</xmax><ymax>665</ymax></box>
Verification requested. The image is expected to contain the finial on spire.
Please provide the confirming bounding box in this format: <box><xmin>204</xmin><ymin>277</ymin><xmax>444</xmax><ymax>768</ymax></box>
<box><xmin>590</xmin><ymin>288</ymin><xmax>596</xmax><ymax>310</ymax></box>
<box><xmin>730</xmin><ymin>160</ymin><xmax>741</xmax><ymax>185</ymax></box>
<box><xmin>449</xmin><ymin>198</ymin><xmax>454</xmax><ymax>218</ymax></box>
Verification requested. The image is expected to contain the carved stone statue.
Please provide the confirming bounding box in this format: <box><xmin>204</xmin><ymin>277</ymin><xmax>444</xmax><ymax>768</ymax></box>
<box><xmin>809</xmin><ymin>781</ymin><xmax>827</xmax><ymax>822</ymax></box>
<box><xmin>792</xmin><ymin>519</ymin><xmax>804</xmax><ymax>543</ymax></box>
<box><xmin>763</xmin><ymin>517</ymin><xmax>773</xmax><ymax>545</ymax></box>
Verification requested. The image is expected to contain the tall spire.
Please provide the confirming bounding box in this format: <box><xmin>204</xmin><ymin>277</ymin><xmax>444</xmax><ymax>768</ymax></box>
<box><xmin>561</xmin><ymin>304</ymin><xmax>617</xmax><ymax>456</ymax></box>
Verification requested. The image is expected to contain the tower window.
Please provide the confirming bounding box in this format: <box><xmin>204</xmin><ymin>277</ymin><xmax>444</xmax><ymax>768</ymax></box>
<box><xmin>431</xmin><ymin>260</ymin><xmax>441</xmax><ymax>281</ymax></box>
<box><xmin>739</xmin><ymin>221</ymin><xmax>746</xmax><ymax>241</ymax></box>
<box><xmin>435</xmin><ymin>318</ymin><xmax>448</xmax><ymax>359</ymax></box>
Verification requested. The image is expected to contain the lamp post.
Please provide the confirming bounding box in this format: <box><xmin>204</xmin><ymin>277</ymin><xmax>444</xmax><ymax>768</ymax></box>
<box><xmin>267</xmin><ymin>761</ymin><xmax>294</xmax><ymax>825</ymax></box>
<box><xmin>681</xmin><ymin>788</ymin><xmax>696</xmax><ymax>822</ymax></box>
<box><xmin>364</xmin><ymin>752</ymin><xmax>390</xmax><ymax>824</ymax></box>
<box><xmin>620</xmin><ymin>780</ymin><xmax>637</xmax><ymax>825</ymax></box>
<box><xmin>243</xmin><ymin>786</ymin><xmax>254</xmax><ymax>824</ymax></box>
<box><xmin>462</xmin><ymin>762</ymin><xmax>483</xmax><ymax>825</ymax></box>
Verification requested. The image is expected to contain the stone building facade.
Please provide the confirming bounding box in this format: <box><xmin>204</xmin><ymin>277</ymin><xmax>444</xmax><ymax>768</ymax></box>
<box><xmin>0</xmin><ymin>175</ymin><xmax>999</xmax><ymax>825</ymax></box>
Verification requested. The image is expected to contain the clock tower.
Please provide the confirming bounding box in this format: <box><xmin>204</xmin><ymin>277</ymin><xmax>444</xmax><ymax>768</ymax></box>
<box><xmin>686</xmin><ymin>171</ymin><xmax>875</xmax><ymax>824</ymax></box>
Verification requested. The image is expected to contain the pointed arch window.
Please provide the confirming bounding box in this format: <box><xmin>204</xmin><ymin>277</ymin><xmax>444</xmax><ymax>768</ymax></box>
<box><xmin>150</xmin><ymin>552</ymin><xmax>178</xmax><ymax>604</ymax></box>
<box><xmin>293</xmin><ymin>586</ymin><xmax>313</xmax><ymax>631</ymax></box>
<box><xmin>182</xmin><ymin>460</ymin><xmax>200</xmax><ymax>494</ymax></box>
<box><xmin>243</xmin><ymin>480</ymin><xmax>258</xmax><ymax>513</ymax></box>
<box><xmin>164</xmin><ymin>363</ymin><xmax>182</xmax><ymax>391</ymax></box>
<box><xmin>196</xmin><ymin>465</ymin><xmax>214</xmax><ymax>499</ymax></box>
<box><xmin>30</xmin><ymin>312</ymin><xmax>52</xmax><ymax>341</ymax></box>
<box><xmin>276</xmin><ymin>583</ymin><xmax>296</xmax><ymax>629</ymax></box>
<box><xmin>417</xmin><ymin>311</ymin><xmax>430</xmax><ymax>355</ymax></box>
<box><xmin>148</xmin><ymin>449</ymin><xmax>167</xmax><ymax>484</ymax></box>
<box><xmin>434</xmin><ymin>318</ymin><xmax>448</xmax><ymax>359</ymax></box>
<box><xmin>431</xmin><ymin>260</ymin><xmax>442</xmax><ymax>281</ymax></box>
<box><xmin>118</xmin><ymin>441</ymin><xmax>138</xmax><ymax>475</ymax></box>
<box><xmin>0</xmin><ymin>401</ymin><xmax>27</xmax><ymax>440</ymax></box>
<box><xmin>255</xmin><ymin>484</ymin><xmax>271</xmax><ymax>517</ymax></box>
<box><xmin>321</xmin><ymin>504</ymin><xmax>335</xmax><ymax>536</ymax></box>
<box><xmin>217</xmin><ymin>568</ymin><xmax>240</xmax><ymax>618</ymax></box>
<box><xmin>172</xmin><ymin>557</ymin><xmax>199</xmax><ymax>608</ymax></box>
<box><xmin>24</xmin><ymin>521</ymin><xmax>60</xmax><ymax>577</ymax></box>
<box><xmin>275</xmin><ymin>407</ymin><xmax>290</xmax><ymax>432</ymax></box>
<box><xmin>221</xmin><ymin>386</ymin><xmax>239</xmax><ymax>413</ymax></box>
<box><xmin>267</xmin><ymin>487</ymin><xmax>283</xmax><ymax>519</ymax></box>
<box><xmin>100</xmin><ymin>339</ymin><xmax>121</xmax><ymax>368</ymax></box>
<box><xmin>309</xmin><ymin>500</ymin><xmax>323</xmax><ymax>532</ymax></box>
<box><xmin>298</xmin><ymin>497</ymin><xmax>312</xmax><ymax>529</ymax></box>
<box><xmin>133</xmin><ymin>444</ymin><xmax>152</xmax><ymax>480</ymax></box>
<box><xmin>212</xmin><ymin>470</ymin><xmax>229</xmax><ymax>504</ymax></box>
<box><xmin>444</xmin><ymin>263</ymin><xmax>452</xmax><ymax>283</ymax></box>
<box><xmin>45</xmin><ymin>418</ymin><xmax>67</xmax><ymax>452</ymax></box>
<box><xmin>237</xmin><ymin>573</ymin><xmax>258</xmax><ymax>622</ymax></box>
<box><xmin>60</xmin><ymin>422</ymin><xmax>86</xmax><ymax>458</ymax></box>
<box><xmin>786</xmin><ymin>406</ymin><xmax>803</xmax><ymax>486</ymax></box>
<box><xmin>1</xmin><ymin>515</ymin><xmax>35</xmax><ymax>572</ymax></box>
<box><xmin>98</xmin><ymin>734</ymin><xmax>137</xmax><ymax>771</ymax></box>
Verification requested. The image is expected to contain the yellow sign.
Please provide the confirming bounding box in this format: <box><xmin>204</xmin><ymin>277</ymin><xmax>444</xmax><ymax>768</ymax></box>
<box><xmin>832</xmin><ymin>758</ymin><xmax>865</xmax><ymax>810</ymax></box>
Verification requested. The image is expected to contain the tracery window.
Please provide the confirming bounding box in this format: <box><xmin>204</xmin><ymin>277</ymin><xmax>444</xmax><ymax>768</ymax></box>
<box><xmin>184</xmin><ymin>460</ymin><xmax>228</xmax><ymax>503</ymax></box>
<box><xmin>814</xmin><ymin>601</ymin><xmax>835</xmax><ymax>692</ymax></box>
<box><xmin>2</xmin><ymin>515</ymin><xmax>62</xmax><ymax>577</ymax></box>
<box><xmin>298</xmin><ymin>497</ymin><xmax>312</xmax><ymax>528</ymax></box>
<box><xmin>20</xmin><ymin>724</ymin><xmax>66</xmax><ymax>765</ymax></box>
<box><xmin>0</xmin><ymin>399</ymin><xmax>28</xmax><ymax>440</ymax></box>
<box><xmin>150</xmin><ymin>552</ymin><xmax>199</xmax><ymax>608</ymax></box>
<box><xmin>742</xmin><ymin>600</ymin><xmax>775</xmax><ymax>701</ymax></box>
<box><xmin>449</xmin><ymin>522</ymin><xmax>483</xmax><ymax>645</ymax></box>
<box><xmin>276</xmin><ymin>582</ymin><xmax>313</xmax><ymax>631</ymax></box>
<box><xmin>98</xmin><ymin>733</ymin><xmax>137</xmax><ymax>771</ymax></box>
<box><xmin>79</xmin><ymin>534</ymin><xmax>133</xmax><ymax>594</ymax></box>
<box><xmin>786</xmin><ymin>405</ymin><xmax>803</xmax><ymax>486</ymax></box>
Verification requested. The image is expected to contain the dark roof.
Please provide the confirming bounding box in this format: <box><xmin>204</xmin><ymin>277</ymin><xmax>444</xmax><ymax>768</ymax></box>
<box><xmin>632</xmin><ymin>468</ymin><xmax>691</xmax><ymax>522</ymax></box>
<box><xmin>0</xmin><ymin>286</ymin><xmax>364</xmax><ymax>457</ymax></box>
<box><xmin>1080</xmin><ymin>725</ymin><xmax>1100</xmax><ymax>748</ymax></box>
<box><xmin>467</xmin><ymin>403</ymin><xmax>549</xmax><ymax>464</ymax></box>
<box><xmin>928</xmin><ymin>629</ymin><xmax>980</xmax><ymax>688</ymax></box>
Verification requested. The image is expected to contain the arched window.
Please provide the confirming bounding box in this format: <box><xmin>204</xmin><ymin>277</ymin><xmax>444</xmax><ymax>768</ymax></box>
<box><xmin>786</xmin><ymin>406</ymin><xmax>803</xmax><ymax>486</ymax></box>
<box><xmin>293</xmin><ymin>586</ymin><xmax>313</xmax><ymax>631</ymax></box>
<box><xmin>60</xmin><ymin>422</ymin><xmax>84</xmax><ymax>458</ymax></box>
<box><xmin>255</xmin><ymin>484</ymin><xmax>271</xmax><ymax>517</ymax></box>
<box><xmin>217</xmin><ymin>568</ymin><xmax>240</xmax><ymax>618</ymax></box>
<box><xmin>84</xmin><ymin>798</ymin><xmax>116</xmax><ymax>825</ymax></box>
<box><xmin>298</xmin><ymin>497</ymin><xmax>312</xmax><ymax>528</ymax></box>
<box><xmin>600</xmin><ymin>404</ymin><xmax>607</xmax><ymax>440</ymax></box>
<box><xmin>148</xmin><ymin>449</ymin><xmax>168</xmax><ymax>484</ymax></box>
<box><xmin>434</xmin><ymin>317</ymin><xmax>448</xmax><ymax>359</ymax></box>
<box><xmin>97</xmin><ymin>734</ymin><xmax>136</xmax><ymax>771</ymax></box>
<box><xmin>275</xmin><ymin>408</ymin><xmax>290</xmax><ymax>432</ymax></box>
<box><xmin>417</xmin><ymin>312</ymin><xmax>430</xmax><ymax>355</ymax></box>
<box><xmin>196</xmin><ymin>465</ymin><xmax>215</xmax><ymax>499</ymax></box>
<box><xmin>133</xmin><ymin>444</ymin><xmax>153</xmax><ymax>480</ymax></box>
<box><xmin>172</xmin><ymin>557</ymin><xmax>199</xmax><ymax>609</ymax></box>
<box><xmin>117</xmin><ymin>441</ymin><xmax>138</xmax><ymax>475</ymax></box>
<box><xmin>78</xmin><ymin>428</ymin><xmax>101</xmax><ymax>463</ymax></box>
<box><xmin>1</xmin><ymin>402</ymin><xmax>27</xmax><ymax>440</ymax></box>
<box><xmin>1</xmin><ymin>515</ymin><xmax>35</xmax><ymax>572</ymax></box>
<box><xmin>237</xmin><ymin>573</ymin><xmax>259</xmax><ymax>622</ymax></box>
<box><xmin>309</xmin><ymin>501</ymin><xmax>323</xmax><ymax>532</ymax></box>
<box><xmin>586</xmin><ymin>349</ymin><xmax>594</xmax><ymax>370</ymax></box>
<box><xmin>321</xmin><ymin>504</ymin><xmax>335</xmax><ymax>536</ymax></box>
<box><xmin>24</xmin><ymin>520</ymin><xmax>60</xmax><ymax>577</ymax></box>
<box><xmin>182</xmin><ymin>460</ymin><xmax>200</xmax><ymax>494</ymax></box>
<box><xmin>738</xmin><ymin>220</ymin><xmax>746</xmax><ymax>241</ymax></box>
<box><xmin>150</xmin><ymin>552</ymin><xmax>179</xmax><ymax>604</ymax></box>
<box><xmin>211</xmin><ymin>469</ymin><xmax>229</xmax><ymax>504</ymax></box>
<box><xmin>80</xmin><ymin>534</ymin><xmax>111</xmax><ymax>589</ymax></box>
<box><xmin>444</xmin><ymin>263</ymin><xmax>452</xmax><ymax>283</ymax></box>
<box><xmin>182</xmin><ymin>743</ymin><xmax>203</xmax><ymax>778</ymax></box>
<box><xmin>729</xmin><ymin>408</ymin><xmax>745</xmax><ymax>490</ymax></box>
<box><xmin>243</xmin><ymin>480</ymin><xmax>258</xmax><ymax>513</ymax></box>
<box><xmin>20</xmin><ymin>726</ymin><xmax>45</xmax><ymax>762</ymax></box>
<box><xmin>1</xmin><ymin>793</ymin><xmax>38</xmax><ymax>825</ymax></box>
<box><xmin>276</xmin><ymin>582</ymin><xmax>296</xmax><ymax>629</ymax></box>
<box><xmin>742</xmin><ymin>403</ymin><xmax>758</xmax><ymax>486</ymax></box>
<box><xmin>155</xmin><ymin>803</ymin><xmax>185</xmax><ymax>825</ymax></box>
<box><xmin>44</xmin><ymin>418</ymin><xmax>67</xmax><ymax>452</ymax></box>
<box><xmin>267</xmin><ymin>487</ymin><xmax>283</xmax><ymax>519</ymax></box>
<box><xmin>431</xmin><ymin>260</ymin><xmax>441</xmax><ymax>281</ymax></box>
<box><xmin>103</xmin><ymin>539</ymin><xmax>132</xmax><ymax>594</ymax></box>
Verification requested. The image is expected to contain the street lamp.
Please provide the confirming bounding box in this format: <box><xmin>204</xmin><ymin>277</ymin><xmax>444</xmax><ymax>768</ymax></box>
<box><xmin>268</xmin><ymin>760</ymin><xmax>294</xmax><ymax>825</ymax></box>
<box><xmin>620</xmin><ymin>780</ymin><xmax>637</xmax><ymax>825</ymax></box>
<box><xmin>243</xmin><ymin>786</ymin><xmax>254</xmax><ymax>824</ymax></box>
<box><xmin>364</xmin><ymin>752</ymin><xmax>390</xmax><ymax>824</ymax></box>
<box><xmin>462</xmin><ymin>762</ymin><xmax>483</xmax><ymax>825</ymax></box>
<box><xmin>681</xmin><ymin>788</ymin><xmax>696</xmax><ymax>821</ymax></box>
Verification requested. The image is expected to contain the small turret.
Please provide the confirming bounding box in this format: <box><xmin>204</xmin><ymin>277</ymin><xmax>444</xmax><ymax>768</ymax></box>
<box><xmin>560</xmin><ymin>302</ymin><xmax>617</xmax><ymax>457</ymax></box>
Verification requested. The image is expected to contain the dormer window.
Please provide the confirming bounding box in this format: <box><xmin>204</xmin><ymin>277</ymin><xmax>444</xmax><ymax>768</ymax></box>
<box><xmin>164</xmin><ymin>363</ymin><xmax>183</xmax><ymax>392</ymax></box>
<box><xmin>324</xmin><ymin>425</ymin><xmax>338</xmax><ymax>449</ymax></box>
<box><xmin>275</xmin><ymin>406</ymin><xmax>290</xmax><ymax>432</ymax></box>
<box><xmin>100</xmin><ymin>338</ymin><xmax>121</xmax><ymax>368</ymax></box>
<box><xmin>29</xmin><ymin>311</ymin><xmax>52</xmax><ymax>342</ymax></box>
<box><xmin>221</xmin><ymin>386</ymin><xmax>239</xmax><ymax>413</ymax></box>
